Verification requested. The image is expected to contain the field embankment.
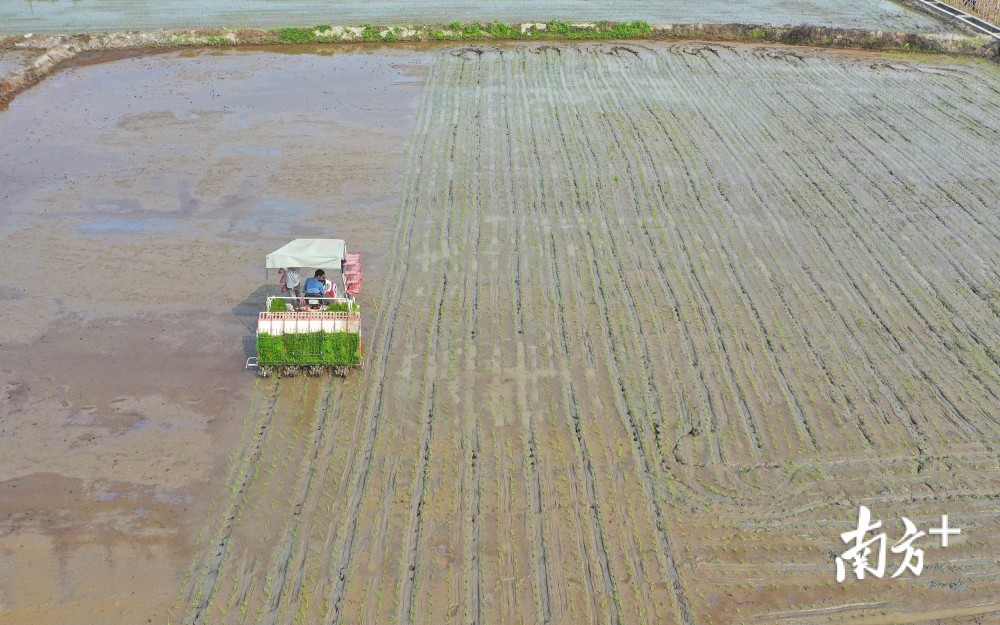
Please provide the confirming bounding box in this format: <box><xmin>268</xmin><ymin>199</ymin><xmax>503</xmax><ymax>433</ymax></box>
<box><xmin>173</xmin><ymin>43</ymin><xmax>1000</xmax><ymax>625</ymax></box>
<box><xmin>0</xmin><ymin>0</ymin><xmax>950</xmax><ymax>36</ymax></box>
<box><xmin>2</xmin><ymin>20</ymin><xmax>997</xmax><ymax>110</ymax></box>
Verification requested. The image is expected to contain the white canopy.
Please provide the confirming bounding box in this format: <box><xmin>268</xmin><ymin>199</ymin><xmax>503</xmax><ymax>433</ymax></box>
<box><xmin>265</xmin><ymin>239</ymin><xmax>347</xmax><ymax>269</ymax></box>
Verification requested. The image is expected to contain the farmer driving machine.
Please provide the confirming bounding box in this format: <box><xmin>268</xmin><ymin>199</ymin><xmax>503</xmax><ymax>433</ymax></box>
<box><xmin>247</xmin><ymin>239</ymin><xmax>364</xmax><ymax>377</ymax></box>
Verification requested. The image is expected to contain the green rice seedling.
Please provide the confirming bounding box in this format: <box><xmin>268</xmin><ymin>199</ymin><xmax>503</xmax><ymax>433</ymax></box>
<box><xmin>278</xmin><ymin>27</ymin><xmax>315</xmax><ymax>44</ymax></box>
<box><xmin>488</xmin><ymin>22</ymin><xmax>515</xmax><ymax>38</ymax></box>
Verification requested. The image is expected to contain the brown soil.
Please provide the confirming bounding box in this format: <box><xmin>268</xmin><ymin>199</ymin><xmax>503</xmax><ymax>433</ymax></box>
<box><xmin>0</xmin><ymin>46</ymin><xmax>427</xmax><ymax>625</ymax></box>
<box><xmin>3</xmin><ymin>41</ymin><xmax>1000</xmax><ymax>625</ymax></box>
<box><xmin>176</xmin><ymin>42</ymin><xmax>998</xmax><ymax>625</ymax></box>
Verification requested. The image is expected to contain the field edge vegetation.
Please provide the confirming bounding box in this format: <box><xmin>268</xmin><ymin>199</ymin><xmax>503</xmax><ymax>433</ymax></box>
<box><xmin>3</xmin><ymin>20</ymin><xmax>998</xmax><ymax>54</ymax></box>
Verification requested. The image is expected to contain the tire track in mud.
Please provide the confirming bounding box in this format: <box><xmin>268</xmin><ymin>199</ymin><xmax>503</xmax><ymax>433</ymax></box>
<box><xmin>542</xmin><ymin>224</ymin><xmax>623</xmax><ymax>625</ymax></box>
<box><xmin>510</xmin><ymin>174</ymin><xmax>554</xmax><ymax>625</ymax></box>
<box><xmin>592</xmin><ymin>142</ymin><xmax>757</xmax><ymax>476</ymax></box>
<box><xmin>180</xmin><ymin>381</ymin><xmax>281</xmax><ymax>625</ymax></box>
<box><xmin>673</xmin><ymin>52</ymin><xmax>928</xmax><ymax>451</ymax></box>
<box><xmin>449</xmin><ymin>55</ymin><xmax>538</xmax><ymax>625</ymax></box>
<box><xmin>626</xmin><ymin>49</ymin><xmax>795</xmax><ymax>465</ymax></box>
<box><xmin>804</xmin><ymin>74</ymin><xmax>1000</xmax><ymax>370</ymax></box>
<box><xmin>672</xmin><ymin>47</ymin><xmax>992</xmax><ymax>468</ymax></box>
<box><xmin>510</xmin><ymin>50</ymin><xmax>622</xmax><ymax>625</ymax></box>
<box><xmin>503</xmin><ymin>50</ymin><xmax>603</xmax><ymax>625</ymax></box>
<box><xmin>461</xmin><ymin>225</ymin><xmax>483</xmax><ymax>625</ymax></box>
<box><xmin>659</xmin><ymin>52</ymin><xmax>855</xmax><ymax>451</ymax></box>
<box><xmin>240</xmin><ymin>379</ymin><xmax>319</xmax><ymax>623</ymax></box>
<box><xmin>789</xmin><ymin>75</ymin><xmax>1000</xmax><ymax>338</ymax></box>
<box><xmin>587</xmin><ymin>48</ymin><xmax>812</xmax><ymax>473</ymax></box>
<box><xmin>320</xmin><ymin>60</ymin><xmax>448</xmax><ymax>625</ymax></box>
<box><xmin>797</xmin><ymin>107</ymin><xmax>1000</xmax><ymax>438</ymax></box>
<box><xmin>512</xmin><ymin>48</ymin><xmax>692</xmax><ymax>618</ymax></box>
<box><xmin>256</xmin><ymin>379</ymin><xmax>340</xmax><ymax>625</ymax></box>
<box><xmin>638</xmin><ymin>50</ymin><xmax>866</xmax><ymax>454</ymax></box>
<box><xmin>499</xmin><ymin>54</ymin><xmax>553</xmax><ymax>625</ymax></box>
<box><xmin>327</xmin><ymin>54</ymin><xmax>485</xmax><ymax>625</ymax></box>
<box><xmin>705</xmin><ymin>52</ymin><xmax>947</xmax><ymax>447</ymax></box>
<box><xmin>453</xmin><ymin>54</ymin><xmax>553</xmax><ymax>625</ymax></box>
<box><xmin>460</xmin><ymin>56</ymin><xmax>487</xmax><ymax>625</ymax></box>
<box><xmin>674</xmin><ymin>89</ymin><xmax>876</xmax><ymax>449</ymax></box>
<box><xmin>587</xmin><ymin>72</ymin><xmax>734</xmax><ymax>471</ymax></box>
<box><xmin>590</xmin><ymin>50</ymin><xmax>769</xmax><ymax>464</ymax></box>
<box><xmin>607</xmin><ymin>138</ymin><xmax>772</xmax><ymax>479</ymax></box>
<box><xmin>807</xmin><ymin>66</ymin><xmax>997</xmax><ymax>273</ymax></box>
<box><xmin>753</xmin><ymin>81</ymin><xmax>997</xmax><ymax>443</ymax></box>
<box><xmin>535</xmin><ymin>49</ymin><xmax>694</xmax><ymax>625</ymax></box>
<box><xmin>858</xmin><ymin>81</ymin><xmax>1000</xmax><ymax>259</ymax></box>
<box><xmin>396</xmin><ymin>55</ymin><xmax>470</xmax><ymax>625</ymax></box>
<box><xmin>280</xmin><ymin>374</ymin><xmax>370</xmax><ymax>624</ymax></box>
<box><xmin>532</xmin><ymin>48</ymin><xmax>1000</xmax><ymax>616</ymax></box>
<box><xmin>398</xmin><ymin>383</ymin><xmax>437</xmax><ymax>625</ymax></box>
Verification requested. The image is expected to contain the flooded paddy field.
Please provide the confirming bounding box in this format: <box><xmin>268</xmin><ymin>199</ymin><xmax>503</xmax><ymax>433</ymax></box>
<box><xmin>173</xmin><ymin>43</ymin><xmax>1000</xmax><ymax>625</ymax></box>
<box><xmin>0</xmin><ymin>46</ymin><xmax>426</xmax><ymax>625</ymax></box>
<box><xmin>3</xmin><ymin>40</ymin><xmax>1000</xmax><ymax>625</ymax></box>
<box><xmin>0</xmin><ymin>0</ymin><xmax>951</xmax><ymax>35</ymax></box>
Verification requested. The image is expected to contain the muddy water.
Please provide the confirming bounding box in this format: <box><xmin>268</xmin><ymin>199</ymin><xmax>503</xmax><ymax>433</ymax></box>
<box><xmin>0</xmin><ymin>0</ymin><xmax>950</xmax><ymax>34</ymax></box>
<box><xmin>0</xmin><ymin>46</ymin><xmax>426</xmax><ymax>625</ymax></box>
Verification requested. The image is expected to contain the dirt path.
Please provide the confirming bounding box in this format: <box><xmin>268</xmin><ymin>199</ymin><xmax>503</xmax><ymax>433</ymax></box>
<box><xmin>173</xmin><ymin>42</ymin><xmax>1000</xmax><ymax>625</ymax></box>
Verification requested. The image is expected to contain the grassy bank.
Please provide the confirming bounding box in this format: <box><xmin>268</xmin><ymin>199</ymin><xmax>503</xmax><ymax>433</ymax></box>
<box><xmin>269</xmin><ymin>20</ymin><xmax>654</xmax><ymax>44</ymax></box>
<box><xmin>155</xmin><ymin>20</ymin><xmax>1000</xmax><ymax>53</ymax></box>
<box><xmin>2</xmin><ymin>19</ymin><xmax>997</xmax><ymax>53</ymax></box>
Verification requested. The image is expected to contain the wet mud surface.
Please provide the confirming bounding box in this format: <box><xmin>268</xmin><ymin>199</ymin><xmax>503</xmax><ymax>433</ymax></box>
<box><xmin>0</xmin><ymin>0</ymin><xmax>950</xmax><ymax>34</ymax></box>
<box><xmin>4</xmin><ymin>40</ymin><xmax>1000</xmax><ymax>625</ymax></box>
<box><xmin>174</xmin><ymin>42</ymin><xmax>1000</xmax><ymax>625</ymax></box>
<box><xmin>0</xmin><ymin>46</ymin><xmax>426</xmax><ymax>625</ymax></box>
<box><xmin>0</xmin><ymin>50</ymin><xmax>34</xmax><ymax>76</ymax></box>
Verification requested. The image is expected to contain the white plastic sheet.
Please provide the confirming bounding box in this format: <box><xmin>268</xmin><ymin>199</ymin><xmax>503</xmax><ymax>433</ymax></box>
<box><xmin>265</xmin><ymin>239</ymin><xmax>346</xmax><ymax>270</ymax></box>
